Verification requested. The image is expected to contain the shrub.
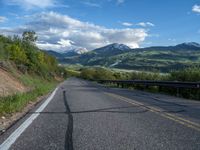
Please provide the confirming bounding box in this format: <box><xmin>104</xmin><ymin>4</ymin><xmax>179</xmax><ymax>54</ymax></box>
<box><xmin>169</xmin><ymin>67</ymin><xmax>200</xmax><ymax>82</ymax></box>
<box><xmin>80</xmin><ymin>67</ymin><xmax>116</xmax><ymax>80</ymax></box>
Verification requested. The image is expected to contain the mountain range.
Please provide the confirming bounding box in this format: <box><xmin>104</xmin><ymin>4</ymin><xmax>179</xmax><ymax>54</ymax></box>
<box><xmin>45</xmin><ymin>42</ymin><xmax>200</xmax><ymax>72</ymax></box>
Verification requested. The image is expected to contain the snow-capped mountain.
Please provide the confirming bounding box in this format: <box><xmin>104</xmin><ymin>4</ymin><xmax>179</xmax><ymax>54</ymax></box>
<box><xmin>96</xmin><ymin>43</ymin><xmax>131</xmax><ymax>51</ymax></box>
<box><xmin>92</xmin><ymin>43</ymin><xmax>131</xmax><ymax>56</ymax></box>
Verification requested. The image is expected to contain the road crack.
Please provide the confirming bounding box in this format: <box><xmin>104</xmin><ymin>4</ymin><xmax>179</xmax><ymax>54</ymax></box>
<box><xmin>63</xmin><ymin>90</ymin><xmax>74</xmax><ymax>150</ymax></box>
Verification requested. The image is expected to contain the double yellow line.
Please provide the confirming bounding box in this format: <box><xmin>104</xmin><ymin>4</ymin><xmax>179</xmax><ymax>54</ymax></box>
<box><xmin>104</xmin><ymin>92</ymin><xmax>200</xmax><ymax>132</ymax></box>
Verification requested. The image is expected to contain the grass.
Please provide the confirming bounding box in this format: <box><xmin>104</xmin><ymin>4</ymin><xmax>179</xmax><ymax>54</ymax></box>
<box><xmin>0</xmin><ymin>74</ymin><xmax>58</xmax><ymax>116</ymax></box>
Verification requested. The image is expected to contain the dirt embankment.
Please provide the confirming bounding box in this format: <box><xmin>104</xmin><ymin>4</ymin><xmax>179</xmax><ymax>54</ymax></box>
<box><xmin>0</xmin><ymin>68</ymin><xmax>27</xmax><ymax>97</ymax></box>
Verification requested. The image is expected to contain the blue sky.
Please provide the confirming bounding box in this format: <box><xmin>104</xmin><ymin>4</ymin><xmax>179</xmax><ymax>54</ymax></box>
<box><xmin>0</xmin><ymin>0</ymin><xmax>200</xmax><ymax>52</ymax></box>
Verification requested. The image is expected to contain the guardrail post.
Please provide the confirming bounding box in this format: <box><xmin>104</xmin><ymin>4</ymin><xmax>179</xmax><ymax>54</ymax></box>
<box><xmin>197</xmin><ymin>87</ymin><xmax>200</xmax><ymax>100</ymax></box>
<box><xmin>176</xmin><ymin>87</ymin><xmax>180</xmax><ymax>97</ymax></box>
<box><xmin>117</xmin><ymin>83</ymin><xmax>119</xmax><ymax>87</ymax></box>
<box><xmin>158</xmin><ymin>86</ymin><xmax>162</xmax><ymax>92</ymax></box>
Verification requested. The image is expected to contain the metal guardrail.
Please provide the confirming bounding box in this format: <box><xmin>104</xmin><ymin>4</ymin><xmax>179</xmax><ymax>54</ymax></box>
<box><xmin>97</xmin><ymin>80</ymin><xmax>200</xmax><ymax>89</ymax></box>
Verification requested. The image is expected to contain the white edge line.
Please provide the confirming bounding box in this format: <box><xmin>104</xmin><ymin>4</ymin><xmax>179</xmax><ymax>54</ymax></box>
<box><xmin>0</xmin><ymin>87</ymin><xmax>58</xmax><ymax>150</ymax></box>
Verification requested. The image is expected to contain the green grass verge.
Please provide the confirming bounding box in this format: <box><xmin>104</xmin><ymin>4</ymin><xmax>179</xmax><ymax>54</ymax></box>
<box><xmin>0</xmin><ymin>74</ymin><xmax>58</xmax><ymax>116</ymax></box>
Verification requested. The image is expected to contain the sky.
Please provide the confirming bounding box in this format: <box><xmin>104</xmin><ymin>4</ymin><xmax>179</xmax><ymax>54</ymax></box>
<box><xmin>0</xmin><ymin>0</ymin><xmax>200</xmax><ymax>52</ymax></box>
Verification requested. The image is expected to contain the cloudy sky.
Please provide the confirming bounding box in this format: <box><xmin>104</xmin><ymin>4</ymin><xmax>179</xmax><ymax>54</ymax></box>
<box><xmin>0</xmin><ymin>0</ymin><xmax>199</xmax><ymax>52</ymax></box>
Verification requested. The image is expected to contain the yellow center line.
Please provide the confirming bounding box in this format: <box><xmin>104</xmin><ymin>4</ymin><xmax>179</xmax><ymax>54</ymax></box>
<box><xmin>104</xmin><ymin>92</ymin><xmax>200</xmax><ymax>132</ymax></box>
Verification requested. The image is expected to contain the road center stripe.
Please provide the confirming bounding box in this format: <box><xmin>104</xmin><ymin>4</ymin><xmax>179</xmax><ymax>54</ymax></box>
<box><xmin>104</xmin><ymin>92</ymin><xmax>200</xmax><ymax>132</ymax></box>
<box><xmin>0</xmin><ymin>87</ymin><xmax>58</xmax><ymax>150</ymax></box>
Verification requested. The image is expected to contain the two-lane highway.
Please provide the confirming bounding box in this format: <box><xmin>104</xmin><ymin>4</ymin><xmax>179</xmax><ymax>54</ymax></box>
<box><xmin>1</xmin><ymin>78</ymin><xmax>200</xmax><ymax>150</ymax></box>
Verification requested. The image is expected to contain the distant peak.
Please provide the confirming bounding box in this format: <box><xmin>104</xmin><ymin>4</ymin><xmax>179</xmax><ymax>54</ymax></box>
<box><xmin>177</xmin><ymin>42</ymin><xmax>200</xmax><ymax>47</ymax></box>
<box><xmin>107</xmin><ymin>43</ymin><xmax>131</xmax><ymax>50</ymax></box>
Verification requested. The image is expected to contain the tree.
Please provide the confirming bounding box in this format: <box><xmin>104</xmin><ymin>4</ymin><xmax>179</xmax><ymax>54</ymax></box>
<box><xmin>8</xmin><ymin>43</ymin><xmax>28</xmax><ymax>64</ymax></box>
<box><xmin>22</xmin><ymin>31</ymin><xmax>37</xmax><ymax>44</ymax></box>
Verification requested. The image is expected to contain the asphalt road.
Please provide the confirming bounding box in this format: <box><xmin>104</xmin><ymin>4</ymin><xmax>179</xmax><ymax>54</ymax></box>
<box><xmin>1</xmin><ymin>78</ymin><xmax>200</xmax><ymax>150</ymax></box>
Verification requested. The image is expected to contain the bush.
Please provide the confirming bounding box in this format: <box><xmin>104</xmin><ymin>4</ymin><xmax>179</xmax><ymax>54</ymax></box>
<box><xmin>80</xmin><ymin>67</ymin><xmax>116</xmax><ymax>80</ymax></box>
<box><xmin>7</xmin><ymin>43</ymin><xmax>29</xmax><ymax>64</ymax></box>
<box><xmin>169</xmin><ymin>67</ymin><xmax>200</xmax><ymax>82</ymax></box>
<box><xmin>80</xmin><ymin>68</ymin><xmax>97</xmax><ymax>80</ymax></box>
<box><xmin>131</xmin><ymin>71</ymin><xmax>168</xmax><ymax>81</ymax></box>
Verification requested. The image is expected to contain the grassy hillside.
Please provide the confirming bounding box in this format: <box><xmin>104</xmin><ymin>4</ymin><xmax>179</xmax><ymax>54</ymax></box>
<box><xmin>0</xmin><ymin>72</ymin><xmax>57</xmax><ymax>116</ymax></box>
<box><xmin>0</xmin><ymin>33</ymin><xmax>66</xmax><ymax>116</ymax></box>
<box><xmin>110</xmin><ymin>48</ymin><xmax>200</xmax><ymax>72</ymax></box>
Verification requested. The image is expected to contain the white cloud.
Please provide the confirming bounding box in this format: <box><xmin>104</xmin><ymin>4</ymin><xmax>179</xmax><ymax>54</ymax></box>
<box><xmin>192</xmin><ymin>5</ymin><xmax>200</xmax><ymax>13</ymax></box>
<box><xmin>57</xmin><ymin>39</ymin><xmax>74</xmax><ymax>47</ymax></box>
<box><xmin>0</xmin><ymin>11</ymin><xmax>148</xmax><ymax>52</ymax></box>
<box><xmin>121</xmin><ymin>22</ymin><xmax>133</xmax><ymax>26</ymax></box>
<box><xmin>117</xmin><ymin>0</ymin><xmax>125</xmax><ymax>4</ymax></box>
<box><xmin>36</xmin><ymin>42</ymin><xmax>64</xmax><ymax>51</ymax></box>
<box><xmin>82</xmin><ymin>1</ymin><xmax>101</xmax><ymax>8</ymax></box>
<box><xmin>168</xmin><ymin>38</ymin><xmax>176</xmax><ymax>42</ymax></box>
<box><xmin>4</xmin><ymin>0</ymin><xmax>67</xmax><ymax>9</ymax></box>
<box><xmin>0</xmin><ymin>16</ymin><xmax>7</xmax><ymax>23</ymax></box>
<box><xmin>137</xmin><ymin>22</ymin><xmax>155</xmax><ymax>27</ymax></box>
